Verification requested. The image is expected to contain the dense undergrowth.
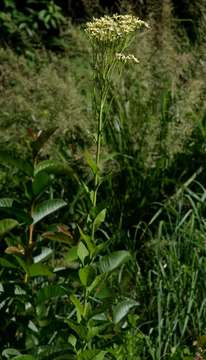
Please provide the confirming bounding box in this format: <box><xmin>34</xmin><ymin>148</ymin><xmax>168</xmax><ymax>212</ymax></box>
<box><xmin>1</xmin><ymin>1</ymin><xmax>206</xmax><ymax>359</ymax></box>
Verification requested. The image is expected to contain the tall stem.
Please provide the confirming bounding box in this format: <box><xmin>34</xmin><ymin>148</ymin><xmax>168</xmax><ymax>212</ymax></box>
<box><xmin>92</xmin><ymin>98</ymin><xmax>104</xmax><ymax>209</ymax></box>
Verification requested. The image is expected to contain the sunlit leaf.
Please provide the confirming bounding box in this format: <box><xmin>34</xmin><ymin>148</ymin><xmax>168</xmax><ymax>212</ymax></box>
<box><xmin>34</xmin><ymin>159</ymin><xmax>72</xmax><ymax>177</ymax></box>
<box><xmin>77</xmin><ymin>241</ymin><xmax>89</xmax><ymax>264</ymax></box>
<box><xmin>99</xmin><ymin>250</ymin><xmax>131</xmax><ymax>273</ymax></box>
<box><xmin>0</xmin><ymin>218</ymin><xmax>19</xmax><ymax>236</ymax></box>
<box><xmin>79</xmin><ymin>265</ymin><xmax>96</xmax><ymax>287</ymax></box>
<box><xmin>27</xmin><ymin>263</ymin><xmax>53</xmax><ymax>277</ymax></box>
<box><xmin>33</xmin><ymin>247</ymin><xmax>53</xmax><ymax>263</ymax></box>
<box><xmin>112</xmin><ymin>299</ymin><xmax>139</xmax><ymax>324</ymax></box>
<box><xmin>32</xmin><ymin>199</ymin><xmax>67</xmax><ymax>224</ymax></box>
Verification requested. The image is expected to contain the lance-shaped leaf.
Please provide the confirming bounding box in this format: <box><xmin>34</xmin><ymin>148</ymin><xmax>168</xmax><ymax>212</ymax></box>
<box><xmin>0</xmin><ymin>151</ymin><xmax>33</xmax><ymax>176</ymax></box>
<box><xmin>112</xmin><ymin>299</ymin><xmax>139</xmax><ymax>324</ymax></box>
<box><xmin>99</xmin><ymin>250</ymin><xmax>131</xmax><ymax>273</ymax></box>
<box><xmin>0</xmin><ymin>219</ymin><xmax>19</xmax><ymax>236</ymax></box>
<box><xmin>93</xmin><ymin>208</ymin><xmax>106</xmax><ymax>233</ymax></box>
<box><xmin>32</xmin><ymin>199</ymin><xmax>67</xmax><ymax>224</ymax></box>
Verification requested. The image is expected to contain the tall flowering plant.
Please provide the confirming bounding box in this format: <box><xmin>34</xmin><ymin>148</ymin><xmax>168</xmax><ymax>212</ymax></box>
<box><xmin>67</xmin><ymin>15</ymin><xmax>149</xmax><ymax>358</ymax></box>
<box><xmin>85</xmin><ymin>15</ymin><xmax>148</xmax><ymax>210</ymax></box>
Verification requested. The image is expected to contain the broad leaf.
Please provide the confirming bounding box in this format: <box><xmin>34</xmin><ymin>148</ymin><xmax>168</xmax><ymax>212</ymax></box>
<box><xmin>112</xmin><ymin>299</ymin><xmax>139</xmax><ymax>324</ymax></box>
<box><xmin>34</xmin><ymin>159</ymin><xmax>72</xmax><ymax>177</ymax></box>
<box><xmin>65</xmin><ymin>246</ymin><xmax>78</xmax><ymax>263</ymax></box>
<box><xmin>32</xmin><ymin>171</ymin><xmax>50</xmax><ymax>195</ymax></box>
<box><xmin>0</xmin><ymin>219</ymin><xmax>19</xmax><ymax>236</ymax></box>
<box><xmin>99</xmin><ymin>250</ymin><xmax>131</xmax><ymax>273</ymax></box>
<box><xmin>27</xmin><ymin>263</ymin><xmax>53</xmax><ymax>277</ymax></box>
<box><xmin>0</xmin><ymin>151</ymin><xmax>33</xmax><ymax>175</ymax></box>
<box><xmin>36</xmin><ymin>285</ymin><xmax>68</xmax><ymax>304</ymax></box>
<box><xmin>79</xmin><ymin>265</ymin><xmax>96</xmax><ymax>287</ymax></box>
<box><xmin>32</xmin><ymin>199</ymin><xmax>67</xmax><ymax>224</ymax></box>
<box><xmin>2</xmin><ymin>348</ymin><xmax>21</xmax><ymax>358</ymax></box>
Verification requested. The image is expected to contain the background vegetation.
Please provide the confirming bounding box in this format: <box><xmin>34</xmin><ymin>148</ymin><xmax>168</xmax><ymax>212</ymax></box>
<box><xmin>1</xmin><ymin>0</ymin><xmax>206</xmax><ymax>359</ymax></box>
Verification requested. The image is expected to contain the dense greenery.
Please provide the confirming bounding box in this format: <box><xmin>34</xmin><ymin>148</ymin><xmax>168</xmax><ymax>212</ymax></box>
<box><xmin>1</xmin><ymin>1</ymin><xmax>206</xmax><ymax>359</ymax></box>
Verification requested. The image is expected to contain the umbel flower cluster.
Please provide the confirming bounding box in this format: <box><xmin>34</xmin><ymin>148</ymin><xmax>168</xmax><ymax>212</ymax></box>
<box><xmin>85</xmin><ymin>14</ymin><xmax>149</xmax><ymax>43</ymax></box>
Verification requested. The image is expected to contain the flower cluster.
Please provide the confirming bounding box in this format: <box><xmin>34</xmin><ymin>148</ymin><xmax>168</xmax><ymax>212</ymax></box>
<box><xmin>116</xmin><ymin>52</ymin><xmax>139</xmax><ymax>64</ymax></box>
<box><xmin>85</xmin><ymin>14</ymin><xmax>149</xmax><ymax>43</ymax></box>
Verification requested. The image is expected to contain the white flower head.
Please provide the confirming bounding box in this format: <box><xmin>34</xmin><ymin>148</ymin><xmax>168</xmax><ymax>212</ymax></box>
<box><xmin>116</xmin><ymin>53</ymin><xmax>139</xmax><ymax>64</ymax></box>
<box><xmin>85</xmin><ymin>14</ymin><xmax>149</xmax><ymax>43</ymax></box>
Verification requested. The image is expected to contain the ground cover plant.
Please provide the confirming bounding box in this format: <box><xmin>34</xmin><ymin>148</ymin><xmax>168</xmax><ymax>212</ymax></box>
<box><xmin>1</xmin><ymin>1</ymin><xmax>206</xmax><ymax>359</ymax></box>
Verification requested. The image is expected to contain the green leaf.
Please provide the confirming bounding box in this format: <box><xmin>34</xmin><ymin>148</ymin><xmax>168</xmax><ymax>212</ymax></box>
<box><xmin>0</xmin><ymin>218</ymin><xmax>19</xmax><ymax>236</ymax></box>
<box><xmin>77</xmin><ymin>241</ymin><xmax>89</xmax><ymax>264</ymax></box>
<box><xmin>15</xmin><ymin>256</ymin><xmax>28</xmax><ymax>273</ymax></box>
<box><xmin>79</xmin><ymin>265</ymin><xmax>96</xmax><ymax>287</ymax></box>
<box><xmin>32</xmin><ymin>199</ymin><xmax>67</xmax><ymax>224</ymax></box>
<box><xmin>84</xmin><ymin>151</ymin><xmax>98</xmax><ymax>175</ymax></box>
<box><xmin>36</xmin><ymin>285</ymin><xmax>68</xmax><ymax>304</ymax></box>
<box><xmin>77</xmin><ymin>350</ymin><xmax>106</xmax><ymax>360</ymax></box>
<box><xmin>68</xmin><ymin>334</ymin><xmax>77</xmax><ymax>349</ymax></box>
<box><xmin>34</xmin><ymin>159</ymin><xmax>72</xmax><ymax>177</ymax></box>
<box><xmin>2</xmin><ymin>348</ymin><xmax>21</xmax><ymax>358</ymax></box>
<box><xmin>0</xmin><ymin>151</ymin><xmax>33</xmax><ymax>176</ymax></box>
<box><xmin>93</xmin><ymin>208</ymin><xmax>106</xmax><ymax>233</ymax></box>
<box><xmin>112</xmin><ymin>299</ymin><xmax>139</xmax><ymax>324</ymax></box>
<box><xmin>70</xmin><ymin>294</ymin><xmax>83</xmax><ymax>323</ymax></box>
<box><xmin>27</xmin><ymin>263</ymin><xmax>53</xmax><ymax>277</ymax></box>
<box><xmin>0</xmin><ymin>198</ymin><xmax>15</xmax><ymax>207</ymax></box>
<box><xmin>87</xmin><ymin>274</ymin><xmax>105</xmax><ymax>294</ymax></box>
<box><xmin>99</xmin><ymin>251</ymin><xmax>131</xmax><ymax>273</ymax></box>
<box><xmin>32</xmin><ymin>171</ymin><xmax>50</xmax><ymax>195</ymax></box>
<box><xmin>65</xmin><ymin>320</ymin><xmax>87</xmax><ymax>340</ymax></box>
<box><xmin>78</xmin><ymin>226</ymin><xmax>95</xmax><ymax>255</ymax></box>
<box><xmin>65</xmin><ymin>246</ymin><xmax>78</xmax><ymax>263</ymax></box>
<box><xmin>0</xmin><ymin>258</ymin><xmax>18</xmax><ymax>269</ymax></box>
